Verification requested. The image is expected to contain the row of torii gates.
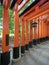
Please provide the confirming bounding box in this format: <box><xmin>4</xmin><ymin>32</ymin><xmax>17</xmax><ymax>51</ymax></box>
<box><xmin>0</xmin><ymin>0</ymin><xmax>49</xmax><ymax>65</ymax></box>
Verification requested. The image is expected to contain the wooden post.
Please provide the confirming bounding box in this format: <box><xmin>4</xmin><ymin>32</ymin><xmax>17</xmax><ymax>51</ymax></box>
<box><xmin>21</xmin><ymin>20</ymin><xmax>25</xmax><ymax>54</ymax></box>
<box><xmin>25</xmin><ymin>20</ymin><xmax>29</xmax><ymax>50</ymax></box>
<box><xmin>29</xmin><ymin>22</ymin><xmax>33</xmax><ymax>48</ymax></box>
<box><xmin>39</xmin><ymin>20</ymin><xmax>42</xmax><ymax>42</ymax></box>
<box><xmin>33</xmin><ymin>26</ymin><xmax>37</xmax><ymax>45</ymax></box>
<box><xmin>41</xmin><ymin>20</ymin><xmax>44</xmax><ymax>42</ymax></box>
<box><xmin>38</xmin><ymin>19</ymin><xmax>40</xmax><ymax>44</ymax></box>
<box><xmin>13</xmin><ymin>4</ymin><xmax>19</xmax><ymax>59</ymax></box>
<box><xmin>2</xmin><ymin>3</ymin><xmax>10</xmax><ymax>65</ymax></box>
<box><xmin>47</xmin><ymin>24</ymin><xmax>49</xmax><ymax>39</ymax></box>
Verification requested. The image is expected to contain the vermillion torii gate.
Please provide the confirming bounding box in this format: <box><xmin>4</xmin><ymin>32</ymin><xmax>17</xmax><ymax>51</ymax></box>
<box><xmin>20</xmin><ymin>0</ymin><xmax>49</xmax><ymax>45</ymax></box>
<box><xmin>0</xmin><ymin>0</ymin><xmax>49</xmax><ymax>65</ymax></box>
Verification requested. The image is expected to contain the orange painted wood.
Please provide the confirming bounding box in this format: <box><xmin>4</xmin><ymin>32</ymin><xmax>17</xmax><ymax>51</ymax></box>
<box><xmin>41</xmin><ymin>20</ymin><xmax>45</xmax><ymax>38</ymax></box>
<box><xmin>25</xmin><ymin>2</ymin><xmax>49</xmax><ymax>21</ymax></box>
<box><xmin>2</xmin><ymin>5</ymin><xmax>9</xmax><ymax>52</ymax></box>
<box><xmin>25</xmin><ymin>21</ymin><xmax>29</xmax><ymax>45</ymax></box>
<box><xmin>22</xmin><ymin>21</ymin><xmax>25</xmax><ymax>46</ymax></box>
<box><xmin>47</xmin><ymin>24</ymin><xmax>49</xmax><ymax>37</ymax></box>
<box><xmin>38</xmin><ymin>19</ymin><xmax>48</xmax><ymax>39</ymax></box>
<box><xmin>41</xmin><ymin>20</ymin><xmax>47</xmax><ymax>38</ymax></box>
<box><xmin>33</xmin><ymin>27</ymin><xmax>37</xmax><ymax>40</ymax></box>
<box><xmin>14</xmin><ymin>4</ymin><xmax>19</xmax><ymax>47</ymax></box>
<box><xmin>43</xmin><ymin>21</ymin><xmax>46</xmax><ymax>38</ymax></box>
<box><xmin>20</xmin><ymin>0</ymin><xmax>47</xmax><ymax>18</ymax></box>
<box><xmin>29</xmin><ymin>9</ymin><xmax>49</xmax><ymax>21</ymax></box>
<box><xmin>43</xmin><ymin>21</ymin><xmax>45</xmax><ymax>38</ymax></box>
<box><xmin>38</xmin><ymin>21</ymin><xmax>39</xmax><ymax>39</ymax></box>
<box><xmin>44</xmin><ymin>22</ymin><xmax>47</xmax><ymax>37</ymax></box>
<box><xmin>41</xmin><ymin>20</ymin><xmax>44</xmax><ymax>38</ymax></box>
<box><xmin>30</xmin><ymin>23</ymin><xmax>32</xmax><ymax>41</ymax></box>
<box><xmin>38</xmin><ymin>20</ymin><xmax>42</xmax><ymax>39</ymax></box>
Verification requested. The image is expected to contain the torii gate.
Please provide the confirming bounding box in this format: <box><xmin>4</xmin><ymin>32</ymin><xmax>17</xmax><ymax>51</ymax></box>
<box><xmin>20</xmin><ymin>0</ymin><xmax>49</xmax><ymax>46</ymax></box>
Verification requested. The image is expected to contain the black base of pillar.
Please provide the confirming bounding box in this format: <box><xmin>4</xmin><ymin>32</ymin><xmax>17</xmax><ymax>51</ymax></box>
<box><xmin>33</xmin><ymin>40</ymin><xmax>37</xmax><ymax>45</ymax></box>
<box><xmin>47</xmin><ymin>37</ymin><xmax>49</xmax><ymax>40</ymax></box>
<box><xmin>39</xmin><ymin>37</ymin><xmax>49</xmax><ymax>43</ymax></box>
<box><xmin>43</xmin><ymin>38</ymin><xmax>46</xmax><ymax>42</ymax></box>
<box><xmin>21</xmin><ymin>46</ymin><xmax>25</xmax><ymax>54</ymax></box>
<box><xmin>31</xmin><ymin>37</ymin><xmax>49</xmax><ymax>45</ymax></box>
<box><xmin>13</xmin><ymin>47</ymin><xmax>19</xmax><ymax>59</ymax></box>
<box><xmin>1</xmin><ymin>51</ymin><xmax>10</xmax><ymax>65</ymax></box>
<box><xmin>41</xmin><ymin>38</ymin><xmax>43</xmax><ymax>42</ymax></box>
<box><xmin>48</xmin><ymin>37</ymin><xmax>49</xmax><ymax>40</ymax></box>
<box><xmin>40</xmin><ymin>38</ymin><xmax>43</xmax><ymax>43</ymax></box>
<box><xmin>45</xmin><ymin>37</ymin><xmax>48</xmax><ymax>41</ymax></box>
<box><xmin>37</xmin><ymin>39</ymin><xmax>40</xmax><ymax>44</ymax></box>
<box><xmin>29</xmin><ymin>41</ymin><xmax>32</xmax><ymax>48</ymax></box>
<box><xmin>41</xmin><ymin>38</ymin><xmax>44</xmax><ymax>42</ymax></box>
<box><xmin>25</xmin><ymin>44</ymin><xmax>29</xmax><ymax>50</ymax></box>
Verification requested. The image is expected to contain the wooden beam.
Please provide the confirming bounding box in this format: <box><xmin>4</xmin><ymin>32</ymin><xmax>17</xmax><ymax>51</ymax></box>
<box><xmin>18</xmin><ymin>0</ymin><xmax>29</xmax><ymax>12</ymax></box>
<box><xmin>24</xmin><ymin>2</ymin><xmax>49</xmax><ymax>21</ymax></box>
<box><xmin>12</xmin><ymin>0</ymin><xmax>29</xmax><ymax>18</ymax></box>
<box><xmin>20</xmin><ymin>0</ymin><xmax>47</xmax><ymax>18</ymax></box>
<box><xmin>29</xmin><ymin>9</ymin><xmax>49</xmax><ymax>21</ymax></box>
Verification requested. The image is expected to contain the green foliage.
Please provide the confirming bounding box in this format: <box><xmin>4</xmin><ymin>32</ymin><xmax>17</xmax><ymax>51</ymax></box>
<box><xmin>0</xmin><ymin>6</ymin><xmax>2</xmax><ymax>18</ymax></box>
<box><xmin>9</xmin><ymin>10</ymin><xmax>13</xmax><ymax>17</ymax></box>
<box><xmin>0</xmin><ymin>29</ymin><xmax>2</xmax><ymax>35</ymax></box>
<box><xmin>19</xmin><ymin>0</ymin><xmax>35</xmax><ymax>14</ymax></box>
<box><xmin>9</xmin><ymin>10</ymin><xmax>14</xmax><ymax>34</ymax></box>
<box><xmin>0</xmin><ymin>5</ymin><xmax>2</xmax><ymax>36</ymax></box>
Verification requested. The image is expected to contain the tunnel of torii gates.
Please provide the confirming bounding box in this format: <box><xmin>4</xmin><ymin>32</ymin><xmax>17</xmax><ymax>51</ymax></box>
<box><xmin>0</xmin><ymin>0</ymin><xmax>49</xmax><ymax>65</ymax></box>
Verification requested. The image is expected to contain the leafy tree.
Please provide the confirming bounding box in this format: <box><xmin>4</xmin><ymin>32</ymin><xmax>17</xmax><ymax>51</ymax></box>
<box><xmin>9</xmin><ymin>10</ymin><xmax>14</xmax><ymax>34</ymax></box>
